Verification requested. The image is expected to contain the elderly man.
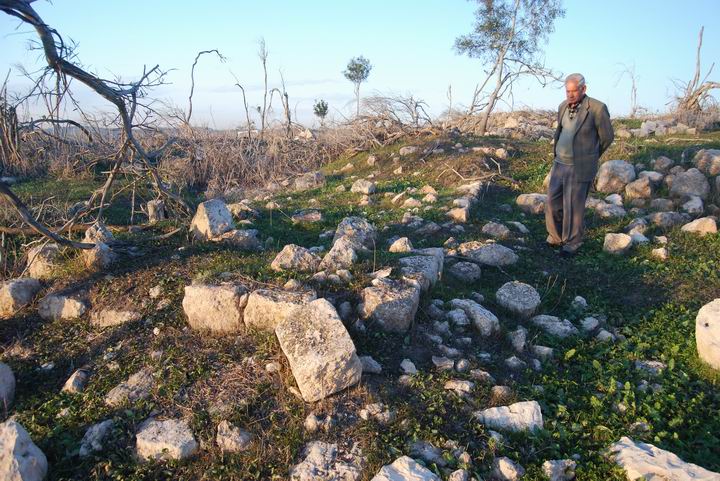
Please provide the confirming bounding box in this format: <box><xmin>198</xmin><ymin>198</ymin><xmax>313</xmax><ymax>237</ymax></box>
<box><xmin>546</xmin><ymin>73</ymin><xmax>614</xmax><ymax>257</ymax></box>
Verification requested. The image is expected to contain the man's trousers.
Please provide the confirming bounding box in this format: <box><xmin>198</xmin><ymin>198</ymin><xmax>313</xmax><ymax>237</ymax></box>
<box><xmin>544</xmin><ymin>162</ymin><xmax>591</xmax><ymax>251</ymax></box>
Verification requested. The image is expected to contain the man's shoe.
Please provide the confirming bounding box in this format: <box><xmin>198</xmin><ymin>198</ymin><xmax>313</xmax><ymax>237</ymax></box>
<box><xmin>559</xmin><ymin>245</ymin><xmax>579</xmax><ymax>258</ymax></box>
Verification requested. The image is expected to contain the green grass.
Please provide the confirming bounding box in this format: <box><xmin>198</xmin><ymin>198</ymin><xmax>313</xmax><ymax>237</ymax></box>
<box><xmin>2</xmin><ymin>130</ymin><xmax>720</xmax><ymax>479</ymax></box>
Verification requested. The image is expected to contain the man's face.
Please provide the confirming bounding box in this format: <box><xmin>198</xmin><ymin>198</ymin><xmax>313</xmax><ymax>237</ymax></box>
<box><xmin>565</xmin><ymin>80</ymin><xmax>586</xmax><ymax>105</ymax></box>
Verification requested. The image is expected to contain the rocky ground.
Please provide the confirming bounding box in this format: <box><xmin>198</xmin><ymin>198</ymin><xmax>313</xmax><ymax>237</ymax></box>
<box><xmin>1</xmin><ymin>124</ymin><xmax>720</xmax><ymax>480</ymax></box>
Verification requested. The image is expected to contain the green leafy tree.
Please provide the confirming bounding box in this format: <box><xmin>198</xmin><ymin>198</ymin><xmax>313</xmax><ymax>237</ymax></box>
<box><xmin>343</xmin><ymin>56</ymin><xmax>372</xmax><ymax>117</ymax></box>
<box><xmin>313</xmin><ymin>99</ymin><xmax>329</xmax><ymax>126</ymax></box>
<box><xmin>455</xmin><ymin>0</ymin><xmax>564</xmax><ymax>134</ymax></box>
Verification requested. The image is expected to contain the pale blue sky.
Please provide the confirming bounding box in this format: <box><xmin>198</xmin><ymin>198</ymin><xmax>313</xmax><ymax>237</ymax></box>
<box><xmin>1</xmin><ymin>1</ymin><xmax>719</xmax><ymax>128</ymax></box>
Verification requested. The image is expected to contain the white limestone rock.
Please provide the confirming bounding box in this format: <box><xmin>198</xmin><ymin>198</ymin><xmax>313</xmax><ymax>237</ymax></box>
<box><xmin>696</xmin><ymin>298</ymin><xmax>720</xmax><ymax>370</ymax></box>
<box><xmin>448</xmin><ymin>299</ymin><xmax>499</xmax><ymax>336</ymax></box>
<box><xmin>370</xmin><ymin>456</ymin><xmax>440</xmax><ymax>481</ymax></box>
<box><xmin>474</xmin><ymin>400</ymin><xmax>543</xmax><ymax>432</ymax></box>
<box><xmin>359</xmin><ymin>279</ymin><xmax>421</xmax><ymax>333</ymax></box>
<box><xmin>0</xmin><ymin>278</ymin><xmax>41</xmax><ymax>319</ymax></box>
<box><xmin>105</xmin><ymin>368</ymin><xmax>155</xmax><ymax>407</ymax></box>
<box><xmin>457</xmin><ymin>241</ymin><xmax>518</xmax><ymax>267</ymax></box>
<box><xmin>38</xmin><ymin>294</ymin><xmax>87</xmax><ymax>321</ymax></box>
<box><xmin>681</xmin><ymin>217</ymin><xmax>717</xmax><ymax>236</ymax></box>
<box><xmin>596</xmin><ymin>160</ymin><xmax>636</xmax><ymax>193</ymax></box>
<box><xmin>271</xmin><ymin>244</ymin><xmax>321</xmax><ymax>272</ymax></box>
<box><xmin>190</xmin><ymin>199</ymin><xmax>234</xmax><ymax>240</ymax></box>
<box><xmin>183</xmin><ymin>283</ymin><xmax>248</xmax><ymax>333</ymax></box>
<box><xmin>492</xmin><ymin>456</ymin><xmax>525</xmax><ymax>481</ymax></box>
<box><xmin>0</xmin><ymin>362</ymin><xmax>15</xmax><ymax>407</ymax></box>
<box><xmin>495</xmin><ymin>281</ymin><xmax>541</xmax><ymax>319</ymax></box>
<box><xmin>290</xmin><ymin>441</ymin><xmax>363</xmax><ymax>481</ymax></box>
<box><xmin>79</xmin><ymin>419</ymin><xmax>114</xmax><ymax>457</ymax></box>
<box><xmin>542</xmin><ymin>459</ymin><xmax>577</xmax><ymax>481</ymax></box>
<box><xmin>603</xmin><ymin>233</ymin><xmax>633</xmax><ymax>255</ymax></box>
<box><xmin>516</xmin><ymin>193</ymin><xmax>547</xmax><ymax>215</ymax></box>
<box><xmin>531</xmin><ymin>315</ymin><xmax>579</xmax><ymax>338</ymax></box>
<box><xmin>275</xmin><ymin>299</ymin><xmax>362</xmax><ymax>402</ymax></box>
<box><xmin>136</xmin><ymin>418</ymin><xmax>198</xmax><ymax>461</ymax></box>
<box><xmin>216</xmin><ymin>420</ymin><xmax>252</xmax><ymax>453</ymax></box>
<box><xmin>90</xmin><ymin>308</ymin><xmax>141</xmax><ymax>328</ymax></box>
<box><xmin>243</xmin><ymin>288</ymin><xmax>316</xmax><ymax>332</ymax></box>
<box><xmin>0</xmin><ymin>420</ymin><xmax>47</xmax><ymax>481</ymax></box>
<box><xmin>26</xmin><ymin>243</ymin><xmax>60</xmax><ymax>280</ymax></box>
<box><xmin>609</xmin><ymin>436</ymin><xmax>720</xmax><ymax>481</ymax></box>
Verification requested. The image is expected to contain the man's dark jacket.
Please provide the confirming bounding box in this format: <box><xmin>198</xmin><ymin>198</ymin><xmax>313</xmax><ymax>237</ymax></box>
<box><xmin>553</xmin><ymin>96</ymin><xmax>614</xmax><ymax>182</ymax></box>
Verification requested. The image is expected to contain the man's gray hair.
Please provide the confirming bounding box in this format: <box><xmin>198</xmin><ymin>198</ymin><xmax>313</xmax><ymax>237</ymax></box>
<box><xmin>565</xmin><ymin>73</ymin><xmax>586</xmax><ymax>87</ymax></box>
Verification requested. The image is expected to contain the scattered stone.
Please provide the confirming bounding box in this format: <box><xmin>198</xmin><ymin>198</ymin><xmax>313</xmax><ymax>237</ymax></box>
<box><xmin>62</xmin><ymin>368</ymin><xmax>90</xmax><ymax>394</ymax></box>
<box><xmin>651</xmin><ymin>247</ymin><xmax>669</xmax><ymax>261</ymax></box>
<box><xmin>516</xmin><ymin>193</ymin><xmax>547</xmax><ymax>214</ymax></box>
<box><xmin>482</xmin><ymin>222</ymin><xmax>511</xmax><ymax>239</ymax></box>
<box><xmin>457</xmin><ymin>241</ymin><xmax>518</xmax><ymax>267</ymax></box>
<box><xmin>432</xmin><ymin>356</ymin><xmax>455</xmax><ymax>370</ymax></box>
<box><xmin>474</xmin><ymin>400</ymin><xmax>543</xmax><ymax>432</ymax></box>
<box><xmin>635</xmin><ymin>360</ymin><xmax>666</xmax><ymax>376</ymax></box>
<box><xmin>580</xmin><ymin>316</ymin><xmax>600</xmax><ymax>332</ymax></box>
<box><xmin>447</xmin><ymin>206</ymin><xmax>470</xmax><ymax>223</ymax></box>
<box><xmin>609</xmin><ymin>436</ymin><xmax>719</xmax><ymax>480</ymax></box>
<box><xmin>596</xmin><ymin>329</ymin><xmax>616</xmax><ymax>342</ymax></box>
<box><xmin>508</xmin><ymin>327</ymin><xmax>527</xmax><ymax>352</ymax></box>
<box><xmin>625</xmin><ymin>177</ymin><xmax>653</xmax><ymax>200</ymax></box>
<box><xmin>447</xmin><ymin>308</ymin><xmax>470</xmax><ymax>327</ymax></box>
<box><xmin>190</xmin><ymin>199</ymin><xmax>234</xmax><ymax>240</ymax></box>
<box><xmin>670</xmin><ymin>168</ymin><xmax>710</xmax><ymax>200</ymax></box>
<box><xmin>83</xmin><ymin>241</ymin><xmax>115</xmax><ymax>270</ymax></box>
<box><xmin>398</xmin><ymin>248</ymin><xmax>444</xmax><ymax>292</ymax></box>
<box><xmin>696</xmin><ymin>299</ymin><xmax>720</xmax><ymax>370</ymax></box>
<box><xmin>681</xmin><ymin>217</ymin><xmax>717</xmax><ymax>236</ymax></box>
<box><xmin>448</xmin><ymin>469</ymin><xmax>470</xmax><ymax>481</ymax></box>
<box><xmin>351</xmin><ymin>179</ymin><xmax>376</xmax><ymax>195</ymax></box>
<box><xmin>359</xmin><ymin>279</ymin><xmax>421</xmax><ymax>333</ymax></box>
<box><xmin>290</xmin><ymin>441</ymin><xmax>363</xmax><ymax>481</ymax></box>
<box><xmin>291</xmin><ymin>209</ymin><xmax>323</xmax><ymax>224</ymax></box>
<box><xmin>445</xmin><ymin>379</ymin><xmax>475</xmax><ymax>394</ymax></box>
<box><xmin>470</xmin><ymin>369</ymin><xmax>496</xmax><ymax>384</ymax></box>
<box><xmin>0</xmin><ymin>420</ymin><xmax>47</xmax><ymax>481</ymax></box>
<box><xmin>38</xmin><ymin>294</ymin><xmax>87</xmax><ymax>321</ymax></box>
<box><xmin>492</xmin><ymin>456</ymin><xmax>525</xmax><ymax>481</ymax></box>
<box><xmin>91</xmin><ymin>308</ymin><xmax>141</xmax><ymax>328</ymax></box>
<box><xmin>244</xmin><ymin>288</ymin><xmax>316</xmax><ymax>332</ymax></box>
<box><xmin>542</xmin><ymin>459</ymin><xmax>577</xmax><ymax>481</ymax></box>
<box><xmin>360</xmin><ymin>356</ymin><xmax>383</xmax><ymax>374</ymax></box>
<box><xmin>371</xmin><ymin>456</ymin><xmax>440</xmax><ymax>481</ymax></box>
<box><xmin>275</xmin><ymin>299</ymin><xmax>362</xmax><ymax>402</ymax></box>
<box><xmin>146</xmin><ymin>199</ymin><xmax>166</xmax><ymax>223</ymax></box>
<box><xmin>603</xmin><ymin>233</ymin><xmax>633</xmax><ymax>255</ymax></box>
<box><xmin>389</xmin><ymin>237</ymin><xmax>413</xmax><ymax>253</ymax></box>
<box><xmin>449</xmin><ymin>299</ymin><xmax>499</xmax><ymax>336</ymax></box>
<box><xmin>136</xmin><ymin>418</ymin><xmax>198</xmax><ymax>461</ymax></box>
<box><xmin>216</xmin><ymin>420</ymin><xmax>252</xmax><ymax>453</ymax></box>
<box><xmin>105</xmin><ymin>368</ymin><xmax>155</xmax><ymax>407</ymax></box>
<box><xmin>400</xmin><ymin>359</ymin><xmax>418</xmax><ymax>375</ymax></box>
<box><xmin>682</xmin><ymin>195</ymin><xmax>704</xmax><ymax>216</ymax></box>
<box><xmin>652</xmin><ymin>155</ymin><xmax>674</xmax><ymax>173</ymax></box>
<box><xmin>647</xmin><ymin>211</ymin><xmax>689</xmax><ymax>229</ymax></box>
<box><xmin>359</xmin><ymin>403</ymin><xmax>396</xmax><ymax>424</ymax></box>
<box><xmin>183</xmin><ymin>283</ymin><xmax>248</xmax><ymax>333</ymax></box>
<box><xmin>271</xmin><ymin>244</ymin><xmax>321</xmax><ymax>272</ymax></box>
<box><xmin>596</xmin><ymin>160</ymin><xmax>636</xmax><ymax>193</ymax></box>
<box><xmin>0</xmin><ymin>363</ymin><xmax>15</xmax><ymax>407</ymax></box>
<box><xmin>532</xmin><ymin>345</ymin><xmax>554</xmax><ymax>361</ymax></box>
<box><xmin>530</xmin><ymin>315</ymin><xmax>579</xmax><ymax>338</ymax></box>
<box><xmin>447</xmin><ymin>262</ymin><xmax>482</xmax><ymax>283</ymax></box>
<box><xmin>84</xmin><ymin>222</ymin><xmax>114</xmax><ymax>244</ymax></box>
<box><xmin>495</xmin><ymin>281</ymin><xmax>541</xmax><ymax>319</ymax></box>
<box><xmin>294</xmin><ymin>171</ymin><xmax>325</xmax><ymax>191</ymax></box>
<box><xmin>0</xmin><ymin>278</ymin><xmax>41</xmax><ymax>319</ymax></box>
<box><xmin>26</xmin><ymin>243</ymin><xmax>60</xmax><ymax>279</ymax></box>
<box><xmin>79</xmin><ymin>419</ymin><xmax>114</xmax><ymax>457</ymax></box>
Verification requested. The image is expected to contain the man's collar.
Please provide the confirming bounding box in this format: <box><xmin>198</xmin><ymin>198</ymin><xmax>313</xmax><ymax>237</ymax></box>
<box><xmin>569</xmin><ymin>94</ymin><xmax>587</xmax><ymax>110</ymax></box>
